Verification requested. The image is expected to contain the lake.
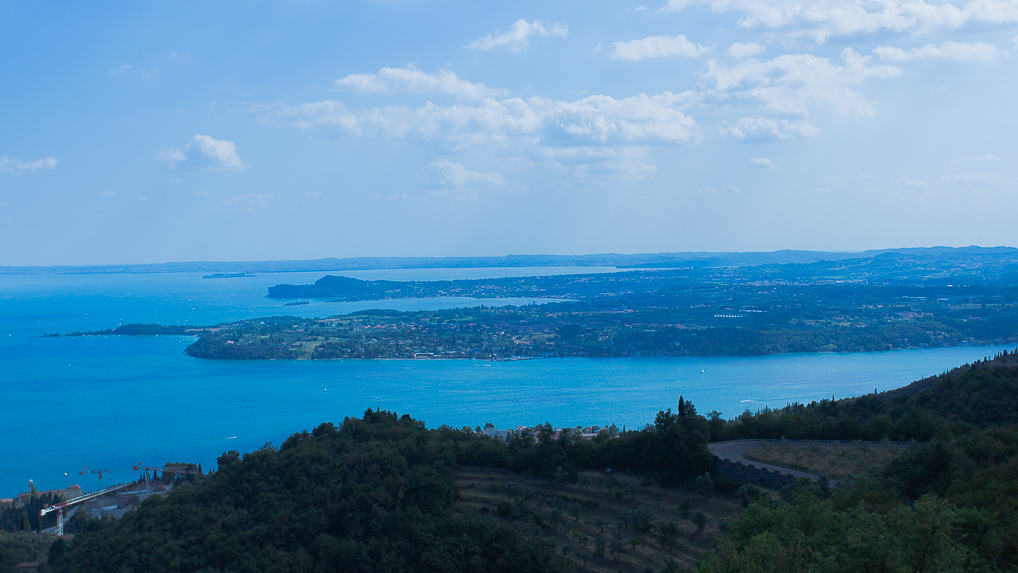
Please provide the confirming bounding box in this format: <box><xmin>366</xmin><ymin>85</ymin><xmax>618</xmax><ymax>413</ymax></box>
<box><xmin>0</xmin><ymin>267</ymin><xmax>1009</xmax><ymax>497</ymax></box>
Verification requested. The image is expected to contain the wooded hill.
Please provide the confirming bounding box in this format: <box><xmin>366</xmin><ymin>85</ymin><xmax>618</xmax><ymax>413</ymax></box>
<box><xmin>14</xmin><ymin>351</ymin><xmax>1018</xmax><ymax>571</ymax></box>
<box><xmin>46</xmin><ymin>399</ymin><xmax>715</xmax><ymax>572</ymax></box>
<box><xmin>699</xmin><ymin>350</ymin><xmax>1018</xmax><ymax>572</ymax></box>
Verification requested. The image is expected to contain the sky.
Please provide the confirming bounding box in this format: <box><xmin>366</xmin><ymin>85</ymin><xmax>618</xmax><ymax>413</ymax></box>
<box><xmin>1</xmin><ymin>1</ymin><xmax>1017</xmax><ymax>265</ymax></box>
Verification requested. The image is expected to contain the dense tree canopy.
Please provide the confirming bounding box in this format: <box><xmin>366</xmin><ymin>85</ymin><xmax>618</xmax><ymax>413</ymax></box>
<box><xmin>701</xmin><ymin>351</ymin><xmax>1018</xmax><ymax>572</ymax></box>
<box><xmin>52</xmin><ymin>411</ymin><xmax>566</xmax><ymax>572</ymax></box>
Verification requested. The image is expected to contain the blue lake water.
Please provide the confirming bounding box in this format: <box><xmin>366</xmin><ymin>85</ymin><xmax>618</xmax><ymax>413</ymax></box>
<box><xmin>0</xmin><ymin>267</ymin><xmax>1010</xmax><ymax>497</ymax></box>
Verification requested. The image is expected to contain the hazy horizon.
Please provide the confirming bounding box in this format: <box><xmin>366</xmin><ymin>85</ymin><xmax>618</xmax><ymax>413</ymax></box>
<box><xmin>2</xmin><ymin>244</ymin><xmax>1015</xmax><ymax>270</ymax></box>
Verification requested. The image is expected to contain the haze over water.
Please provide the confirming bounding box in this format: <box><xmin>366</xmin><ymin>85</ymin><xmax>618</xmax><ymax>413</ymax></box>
<box><xmin>0</xmin><ymin>267</ymin><xmax>1009</xmax><ymax>497</ymax></box>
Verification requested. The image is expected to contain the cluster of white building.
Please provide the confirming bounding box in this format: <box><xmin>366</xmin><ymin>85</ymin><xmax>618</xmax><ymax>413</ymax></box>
<box><xmin>477</xmin><ymin>423</ymin><xmax>620</xmax><ymax>442</ymax></box>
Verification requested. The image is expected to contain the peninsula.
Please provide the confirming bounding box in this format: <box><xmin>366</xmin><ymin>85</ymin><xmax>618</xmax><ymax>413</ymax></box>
<box><xmin>90</xmin><ymin>247</ymin><xmax>1018</xmax><ymax>360</ymax></box>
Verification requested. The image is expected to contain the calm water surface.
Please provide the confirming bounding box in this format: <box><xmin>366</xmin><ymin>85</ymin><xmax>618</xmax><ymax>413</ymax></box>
<box><xmin>0</xmin><ymin>268</ymin><xmax>1008</xmax><ymax>496</ymax></box>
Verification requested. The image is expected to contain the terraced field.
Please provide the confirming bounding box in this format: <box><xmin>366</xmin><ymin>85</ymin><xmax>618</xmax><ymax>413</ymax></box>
<box><xmin>455</xmin><ymin>467</ymin><xmax>741</xmax><ymax>572</ymax></box>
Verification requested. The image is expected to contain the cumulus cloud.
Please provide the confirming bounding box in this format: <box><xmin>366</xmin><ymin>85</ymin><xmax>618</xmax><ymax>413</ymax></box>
<box><xmin>611</xmin><ymin>34</ymin><xmax>709</xmax><ymax>60</ymax></box>
<box><xmin>335</xmin><ymin>66</ymin><xmax>505</xmax><ymax>100</ymax></box>
<box><xmin>192</xmin><ymin>135</ymin><xmax>245</xmax><ymax>169</ymax></box>
<box><xmin>0</xmin><ymin>155</ymin><xmax>57</xmax><ymax>175</ymax></box>
<box><xmin>728</xmin><ymin>42</ymin><xmax>765</xmax><ymax>58</ymax></box>
<box><xmin>541</xmin><ymin>146</ymin><xmax>658</xmax><ymax>178</ymax></box>
<box><xmin>749</xmin><ymin>156</ymin><xmax>776</xmax><ymax>168</ymax></box>
<box><xmin>157</xmin><ymin>135</ymin><xmax>245</xmax><ymax>170</ymax></box>
<box><xmin>721</xmin><ymin>117</ymin><xmax>821</xmax><ymax>140</ymax></box>
<box><xmin>274</xmin><ymin>100</ymin><xmax>360</xmax><ymax>132</ymax></box>
<box><xmin>703</xmin><ymin>49</ymin><xmax>901</xmax><ymax>118</ymax></box>
<box><xmin>662</xmin><ymin>0</ymin><xmax>1018</xmax><ymax>42</ymax></box>
<box><xmin>272</xmin><ymin>91</ymin><xmax>699</xmax><ymax>146</ymax></box>
<box><xmin>155</xmin><ymin>147</ymin><xmax>187</xmax><ymax>167</ymax></box>
<box><xmin>467</xmin><ymin>19</ymin><xmax>568</xmax><ymax>53</ymax></box>
<box><xmin>428</xmin><ymin>159</ymin><xmax>505</xmax><ymax>188</ymax></box>
<box><xmin>872</xmin><ymin>41</ymin><xmax>1000</xmax><ymax>61</ymax></box>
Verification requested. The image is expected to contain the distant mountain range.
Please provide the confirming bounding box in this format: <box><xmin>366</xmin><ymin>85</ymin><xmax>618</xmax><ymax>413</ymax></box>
<box><xmin>3</xmin><ymin>246</ymin><xmax>1016</xmax><ymax>275</ymax></box>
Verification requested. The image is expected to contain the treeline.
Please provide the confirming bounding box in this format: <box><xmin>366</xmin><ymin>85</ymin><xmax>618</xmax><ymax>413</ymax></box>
<box><xmin>50</xmin><ymin>399</ymin><xmax>714</xmax><ymax>571</ymax></box>
<box><xmin>0</xmin><ymin>492</ymin><xmax>61</xmax><ymax>533</ymax></box>
<box><xmin>698</xmin><ymin>425</ymin><xmax>1018</xmax><ymax>571</ymax></box>
<box><xmin>699</xmin><ymin>350</ymin><xmax>1018</xmax><ymax>571</ymax></box>
<box><xmin>0</xmin><ymin>532</ymin><xmax>53</xmax><ymax>573</ymax></box>
<box><xmin>711</xmin><ymin>349</ymin><xmax>1018</xmax><ymax>442</ymax></box>
<box><xmin>439</xmin><ymin>397</ymin><xmax>712</xmax><ymax>486</ymax></box>
<box><xmin>47</xmin><ymin>324</ymin><xmax>197</xmax><ymax>338</ymax></box>
<box><xmin>52</xmin><ymin>411</ymin><xmax>565</xmax><ymax>572</ymax></box>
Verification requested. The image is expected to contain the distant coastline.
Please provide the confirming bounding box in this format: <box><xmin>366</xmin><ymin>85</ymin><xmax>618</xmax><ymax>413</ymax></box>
<box><xmin>9</xmin><ymin>246</ymin><xmax>1016</xmax><ymax>275</ymax></box>
<box><xmin>203</xmin><ymin>272</ymin><xmax>255</xmax><ymax>279</ymax></box>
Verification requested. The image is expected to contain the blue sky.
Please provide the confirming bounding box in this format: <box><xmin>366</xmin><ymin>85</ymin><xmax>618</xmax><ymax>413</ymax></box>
<box><xmin>2</xmin><ymin>1</ymin><xmax>1017</xmax><ymax>265</ymax></box>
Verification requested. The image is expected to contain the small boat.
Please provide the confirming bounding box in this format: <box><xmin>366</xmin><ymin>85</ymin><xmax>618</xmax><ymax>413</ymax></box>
<box><xmin>700</xmin><ymin>368</ymin><xmax>705</xmax><ymax>375</ymax></box>
<box><xmin>226</xmin><ymin>435</ymin><xmax>238</xmax><ymax>440</ymax></box>
<box><xmin>322</xmin><ymin>387</ymin><xmax>328</xmax><ymax>392</ymax></box>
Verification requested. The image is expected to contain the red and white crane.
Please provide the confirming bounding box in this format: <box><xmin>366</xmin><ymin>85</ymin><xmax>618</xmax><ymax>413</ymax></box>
<box><xmin>39</xmin><ymin>482</ymin><xmax>131</xmax><ymax>535</ymax></box>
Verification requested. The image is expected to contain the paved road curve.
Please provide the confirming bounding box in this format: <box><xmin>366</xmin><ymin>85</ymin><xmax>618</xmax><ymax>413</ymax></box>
<box><xmin>709</xmin><ymin>440</ymin><xmax>825</xmax><ymax>483</ymax></box>
<box><xmin>708</xmin><ymin>439</ymin><xmax>914</xmax><ymax>487</ymax></box>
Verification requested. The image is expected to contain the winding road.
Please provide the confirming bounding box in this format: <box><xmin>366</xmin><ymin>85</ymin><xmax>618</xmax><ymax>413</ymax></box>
<box><xmin>708</xmin><ymin>439</ymin><xmax>914</xmax><ymax>487</ymax></box>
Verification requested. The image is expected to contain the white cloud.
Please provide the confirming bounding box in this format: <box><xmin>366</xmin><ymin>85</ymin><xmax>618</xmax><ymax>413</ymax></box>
<box><xmin>158</xmin><ymin>135</ymin><xmax>245</xmax><ymax>170</ymax></box>
<box><xmin>873</xmin><ymin>41</ymin><xmax>1000</xmax><ymax>61</ymax></box>
<box><xmin>611</xmin><ymin>34</ymin><xmax>709</xmax><ymax>60</ymax></box>
<box><xmin>274</xmin><ymin>101</ymin><xmax>360</xmax><ymax>132</ymax></box>
<box><xmin>703</xmin><ymin>49</ymin><xmax>901</xmax><ymax>118</ymax></box>
<box><xmin>192</xmin><ymin>135</ymin><xmax>245</xmax><ymax>170</ymax></box>
<box><xmin>662</xmin><ymin>0</ymin><xmax>1018</xmax><ymax>42</ymax></box>
<box><xmin>541</xmin><ymin>146</ymin><xmax>658</xmax><ymax>178</ymax></box>
<box><xmin>728</xmin><ymin>42</ymin><xmax>765</xmax><ymax>58</ymax></box>
<box><xmin>273</xmin><ymin>91</ymin><xmax>698</xmax><ymax>146</ymax></box>
<box><xmin>155</xmin><ymin>147</ymin><xmax>187</xmax><ymax>167</ymax></box>
<box><xmin>335</xmin><ymin>66</ymin><xmax>505</xmax><ymax>100</ymax></box>
<box><xmin>967</xmin><ymin>154</ymin><xmax>1000</xmax><ymax>161</ymax></box>
<box><xmin>0</xmin><ymin>156</ymin><xmax>57</xmax><ymax>175</ymax></box>
<box><xmin>721</xmin><ymin>117</ymin><xmax>821</xmax><ymax>140</ymax></box>
<box><xmin>749</xmin><ymin>156</ymin><xmax>776</xmax><ymax>168</ymax></box>
<box><xmin>467</xmin><ymin>19</ymin><xmax>568</xmax><ymax>53</ymax></box>
<box><xmin>428</xmin><ymin>160</ymin><xmax>505</xmax><ymax>188</ymax></box>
